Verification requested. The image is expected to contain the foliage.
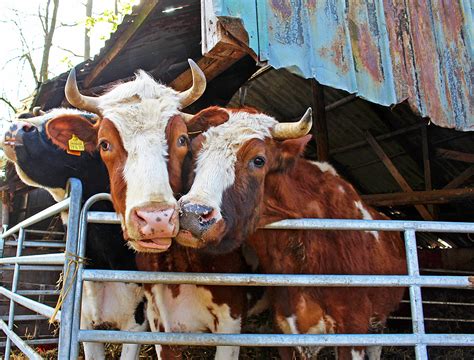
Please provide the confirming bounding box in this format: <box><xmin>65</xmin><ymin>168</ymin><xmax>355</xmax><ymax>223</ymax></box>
<box><xmin>85</xmin><ymin>0</ymin><xmax>137</xmax><ymax>41</ymax></box>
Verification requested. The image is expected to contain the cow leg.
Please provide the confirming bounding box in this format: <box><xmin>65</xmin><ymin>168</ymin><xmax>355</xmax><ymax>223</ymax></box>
<box><xmin>337</xmin><ymin>346</ymin><xmax>365</xmax><ymax>360</ymax></box>
<box><xmin>83</xmin><ymin>343</ymin><xmax>105</xmax><ymax>360</ymax></box>
<box><xmin>366</xmin><ymin>346</ymin><xmax>382</xmax><ymax>360</ymax></box>
<box><xmin>120</xmin><ymin>344</ymin><xmax>140</xmax><ymax>360</ymax></box>
<box><xmin>213</xmin><ymin>320</ymin><xmax>241</xmax><ymax>360</ymax></box>
<box><xmin>213</xmin><ymin>310</ymin><xmax>241</xmax><ymax>360</ymax></box>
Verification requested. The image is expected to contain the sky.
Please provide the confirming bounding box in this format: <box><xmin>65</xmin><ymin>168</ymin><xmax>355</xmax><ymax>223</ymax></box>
<box><xmin>0</xmin><ymin>0</ymin><xmax>137</xmax><ymax>127</ymax></box>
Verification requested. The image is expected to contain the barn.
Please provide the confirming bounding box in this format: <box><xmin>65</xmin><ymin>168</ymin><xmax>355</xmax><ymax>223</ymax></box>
<box><xmin>1</xmin><ymin>0</ymin><xmax>473</xmax><ymax>358</ymax></box>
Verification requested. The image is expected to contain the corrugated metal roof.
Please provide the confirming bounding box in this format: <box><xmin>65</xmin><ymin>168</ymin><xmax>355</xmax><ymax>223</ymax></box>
<box><xmin>214</xmin><ymin>0</ymin><xmax>473</xmax><ymax>131</ymax></box>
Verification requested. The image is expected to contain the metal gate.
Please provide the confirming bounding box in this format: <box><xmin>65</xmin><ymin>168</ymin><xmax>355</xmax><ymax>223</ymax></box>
<box><xmin>70</xmin><ymin>193</ymin><xmax>474</xmax><ymax>360</ymax></box>
<box><xmin>2</xmin><ymin>180</ymin><xmax>474</xmax><ymax>359</ymax></box>
<box><xmin>0</xmin><ymin>179</ymin><xmax>82</xmax><ymax>359</ymax></box>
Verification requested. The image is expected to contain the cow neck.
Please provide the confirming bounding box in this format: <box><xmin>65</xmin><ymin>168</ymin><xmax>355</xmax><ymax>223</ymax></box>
<box><xmin>246</xmin><ymin>158</ymin><xmax>406</xmax><ymax>276</ymax></box>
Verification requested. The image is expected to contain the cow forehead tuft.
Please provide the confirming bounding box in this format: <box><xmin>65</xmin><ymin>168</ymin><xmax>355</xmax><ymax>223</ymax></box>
<box><xmin>200</xmin><ymin>111</ymin><xmax>277</xmax><ymax>155</ymax></box>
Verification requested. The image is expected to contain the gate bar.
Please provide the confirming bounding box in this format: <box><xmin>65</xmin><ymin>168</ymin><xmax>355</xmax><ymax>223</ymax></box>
<box><xmin>82</xmin><ymin>269</ymin><xmax>472</xmax><ymax>288</ymax></box>
<box><xmin>0</xmin><ymin>252</ymin><xmax>66</xmax><ymax>265</ymax></box>
<box><xmin>1</xmin><ymin>198</ymin><xmax>70</xmax><ymax>239</ymax></box>
<box><xmin>0</xmin><ymin>287</ymin><xmax>60</xmax><ymax>320</ymax></box>
<box><xmin>78</xmin><ymin>330</ymin><xmax>474</xmax><ymax>347</ymax></box>
<box><xmin>4</xmin><ymin>228</ymin><xmax>25</xmax><ymax>359</ymax></box>
<box><xmin>0</xmin><ymin>320</ymin><xmax>41</xmax><ymax>360</ymax></box>
<box><xmin>58</xmin><ymin>178</ymin><xmax>82</xmax><ymax>358</ymax></box>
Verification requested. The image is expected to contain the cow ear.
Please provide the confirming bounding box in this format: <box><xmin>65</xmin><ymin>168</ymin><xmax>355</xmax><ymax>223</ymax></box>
<box><xmin>45</xmin><ymin>114</ymin><xmax>99</xmax><ymax>153</ymax></box>
<box><xmin>185</xmin><ymin>106</ymin><xmax>230</xmax><ymax>135</ymax></box>
<box><xmin>277</xmin><ymin>134</ymin><xmax>312</xmax><ymax>169</ymax></box>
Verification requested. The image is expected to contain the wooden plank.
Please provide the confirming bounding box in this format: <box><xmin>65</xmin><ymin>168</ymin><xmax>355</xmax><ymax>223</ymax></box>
<box><xmin>421</xmin><ymin>125</ymin><xmax>434</xmax><ymax>216</ymax></box>
<box><xmin>83</xmin><ymin>0</ymin><xmax>160</xmax><ymax>88</ymax></box>
<box><xmin>330</xmin><ymin>123</ymin><xmax>424</xmax><ymax>156</ymax></box>
<box><xmin>366</xmin><ymin>131</ymin><xmax>433</xmax><ymax>220</ymax></box>
<box><xmin>444</xmin><ymin>165</ymin><xmax>474</xmax><ymax>189</ymax></box>
<box><xmin>435</xmin><ymin>148</ymin><xmax>474</xmax><ymax>163</ymax></box>
<box><xmin>311</xmin><ymin>80</ymin><xmax>328</xmax><ymax>161</ymax></box>
<box><xmin>362</xmin><ymin>188</ymin><xmax>474</xmax><ymax>206</ymax></box>
<box><xmin>170</xmin><ymin>0</ymin><xmax>249</xmax><ymax>92</ymax></box>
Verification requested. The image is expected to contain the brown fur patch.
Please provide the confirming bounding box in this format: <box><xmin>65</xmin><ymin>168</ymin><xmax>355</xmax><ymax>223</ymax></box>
<box><xmin>45</xmin><ymin>114</ymin><xmax>99</xmax><ymax>153</ymax></box>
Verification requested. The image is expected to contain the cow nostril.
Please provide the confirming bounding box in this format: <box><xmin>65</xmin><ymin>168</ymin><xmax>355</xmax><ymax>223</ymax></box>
<box><xmin>22</xmin><ymin>123</ymin><xmax>35</xmax><ymax>133</ymax></box>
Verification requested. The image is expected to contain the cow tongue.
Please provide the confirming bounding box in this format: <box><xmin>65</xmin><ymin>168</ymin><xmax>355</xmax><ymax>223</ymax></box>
<box><xmin>137</xmin><ymin>237</ymin><xmax>172</xmax><ymax>250</ymax></box>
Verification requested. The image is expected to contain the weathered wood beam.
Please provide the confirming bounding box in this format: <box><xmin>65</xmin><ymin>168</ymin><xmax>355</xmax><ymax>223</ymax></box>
<box><xmin>436</xmin><ymin>148</ymin><xmax>474</xmax><ymax>163</ymax></box>
<box><xmin>170</xmin><ymin>0</ymin><xmax>248</xmax><ymax>92</ymax></box>
<box><xmin>311</xmin><ymin>80</ymin><xmax>328</xmax><ymax>161</ymax></box>
<box><xmin>83</xmin><ymin>0</ymin><xmax>160</xmax><ymax>88</ymax></box>
<box><xmin>421</xmin><ymin>125</ymin><xmax>435</xmax><ymax>216</ymax></box>
<box><xmin>325</xmin><ymin>94</ymin><xmax>358</xmax><ymax>112</ymax></box>
<box><xmin>362</xmin><ymin>187</ymin><xmax>474</xmax><ymax>206</ymax></box>
<box><xmin>330</xmin><ymin>123</ymin><xmax>424</xmax><ymax>156</ymax></box>
<box><xmin>444</xmin><ymin>165</ymin><xmax>474</xmax><ymax>189</ymax></box>
<box><xmin>366</xmin><ymin>131</ymin><xmax>433</xmax><ymax>220</ymax></box>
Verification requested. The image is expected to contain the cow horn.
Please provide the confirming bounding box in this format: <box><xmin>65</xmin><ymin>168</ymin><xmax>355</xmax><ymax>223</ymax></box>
<box><xmin>65</xmin><ymin>68</ymin><xmax>102</xmax><ymax>115</ymax></box>
<box><xmin>271</xmin><ymin>108</ymin><xmax>313</xmax><ymax>140</ymax></box>
<box><xmin>179</xmin><ymin>59</ymin><xmax>206</xmax><ymax>109</ymax></box>
<box><xmin>32</xmin><ymin>107</ymin><xmax>45</xmax><ymax>116</ymax></box>
<box><xmin>179</xmin><ymin>111</ymin><xmax>195</xmax><ymax>123</ymax></box>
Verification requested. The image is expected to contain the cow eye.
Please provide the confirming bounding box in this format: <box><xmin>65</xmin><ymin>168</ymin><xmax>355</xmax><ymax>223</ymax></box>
<box><xmin>177</xmin><ymin>135</ymin><xmax>188</xmax><ymax>147</ymax></box>
<box><xmin>99</xmin><ymin>140</ymin><xmax>110</xmax><ymax>151</ymax></box>
<box><xmin>252</xmin><ymin>156</ymin><xmax>266</xmax><ymax>168</ymax></box>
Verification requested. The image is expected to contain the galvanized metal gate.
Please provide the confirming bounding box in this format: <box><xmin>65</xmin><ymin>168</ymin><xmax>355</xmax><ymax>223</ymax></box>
<box><xmin>0</xmin><ymin>179</ymin><xmax>82</xmax><ymax>359</ymax></box>
<box><xmin>2</xmin><ymin>179</ymin><xmax>474</xmax><ymax>359</ymax></box>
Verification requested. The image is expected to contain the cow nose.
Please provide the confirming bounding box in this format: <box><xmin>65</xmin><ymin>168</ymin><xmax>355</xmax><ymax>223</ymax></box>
<box><xmin>130</xmin><ymin>206</ymin><xmax>177</xmax><ymax>239</ymax></box>
<box><xmin>3</xmin><ymin>121</ymin><xmax>35</xmax><ymax>150</ymax></box>
<box><xmin>179</xmin><ymin>202</ymin><xmax>218</xmax><ymax>237</ymax></box>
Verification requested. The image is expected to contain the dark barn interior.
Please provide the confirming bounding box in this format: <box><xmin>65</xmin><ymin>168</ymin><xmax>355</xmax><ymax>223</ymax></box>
<box><xmin>1</xmin><ymin>0</ymin><xmax>473</xmax><ymax>358</ymax></box>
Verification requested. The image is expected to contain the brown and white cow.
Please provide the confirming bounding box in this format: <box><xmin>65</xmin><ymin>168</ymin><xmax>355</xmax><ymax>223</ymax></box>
<box><xmin>176</xmin><ymin>107</ymin><xmax>407</xmax><ymax>360</ymax></box>
<box><xmin>56</xmin><ymin>62</ymin><xmax>247</xmax><ymax>359</ymax></box>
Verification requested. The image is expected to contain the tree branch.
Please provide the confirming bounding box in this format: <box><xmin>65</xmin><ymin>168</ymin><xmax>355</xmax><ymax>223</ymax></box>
<box><xmin>0</xmin><ymin>97</ymin><xmax>17</xmax><ymax>113</ymax></box>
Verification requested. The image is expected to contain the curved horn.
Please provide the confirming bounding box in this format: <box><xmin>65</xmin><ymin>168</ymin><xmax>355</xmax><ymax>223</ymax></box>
<box><xmin>65</xmin><ymin>68</ymin><xmax>102</xmax><ymax>115</ymax></box>
<box><xmin>32</xmin><ymin>107</ymin><xmax>45</xmax><ymax>116</ymax></box>
<box><xmin>271</xmin><ymin>108</ymin><xmax>313</xmax><ymax>140</ymax></box>
<box><xmin>179</xmin><ymin>59</ymin><xmax>207</xmax><ymax>109</ymax></box>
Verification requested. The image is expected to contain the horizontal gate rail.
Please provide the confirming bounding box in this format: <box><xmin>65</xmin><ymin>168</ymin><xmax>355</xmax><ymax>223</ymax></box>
<box><xmin>1</xmin><ymin>198</ymin><xmax>70</xmax><ymax>239</ymax></box>
<box><xmin>0</xmin><ymin>253</ymin><xmax>66</xmax><ymax>265</ymax></box>
<box><xmin>3</xmin><ymin>240</ymin><xmax>65</xmax><ymax>248</ymax></box>
<box><xmin>70</xmin><ymin>193</ymin><xmax>474</xmax><ymax>360</ymax></box>
<box><xmin>0</xmin><ymin>283</ymin><xmax>61</xmax><ymax>320</ymax></box>
<box><xmin>82</xmin><ymin>269</ymin><xmax>472</xmax><ymax>288</ymax></box>
<box><xmin>87</xmin><ymin>211</ymin><xmax>474</xmax><ymax>233</ymax></box>
<box><xmin>78</xmin><ymin>331</ymin><xmax>474</xmax><ymax>347</ymax></box>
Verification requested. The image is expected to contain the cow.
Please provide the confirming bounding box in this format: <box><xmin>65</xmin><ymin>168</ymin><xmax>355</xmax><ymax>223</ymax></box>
<box><xmin>176</xmin><ymin>107</ymin><xmax>407</xmax><ymax>360</ymax></box>
<box><xmin>56</xmin><ymin>61</ymin><xmax>247</xmax><ymax>359</ymax></box>
<box><xmin>2</xmin><ymin>109</ymin><xmax>147</xmax><ymax>360</ymax></box>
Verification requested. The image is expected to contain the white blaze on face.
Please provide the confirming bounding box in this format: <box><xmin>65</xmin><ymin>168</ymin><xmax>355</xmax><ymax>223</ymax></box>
<box><xmin>183</xmin><ymin>111</ymin><xmax>277</xmax><ymax>212</ymax></box>
<box><xmin>97</xmin><ymin>72</ymin><xmax>183</xmax><ymax>225</ymax></box>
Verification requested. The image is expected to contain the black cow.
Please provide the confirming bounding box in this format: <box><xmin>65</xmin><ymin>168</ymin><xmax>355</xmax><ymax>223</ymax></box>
<box><xmin>3</xmin><ymin>109</ymin><xmax>147</xmax><ymax>360</ymax></box>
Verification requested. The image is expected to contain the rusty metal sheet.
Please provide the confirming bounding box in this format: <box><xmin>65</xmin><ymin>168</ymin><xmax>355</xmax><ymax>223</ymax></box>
<box><xmin>213</xmin><ymin>0</ymin><xmax>473</xmax><ymax>131</ymax></box>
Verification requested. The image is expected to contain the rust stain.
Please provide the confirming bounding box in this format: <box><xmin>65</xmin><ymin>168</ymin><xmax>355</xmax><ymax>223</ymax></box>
<box><xmin>270</xmin><ymin>0</ymin><xmax>304</xmax><ymax>45</ymax></box>
<box><xmin>469</xmin><ymin>276</ymin><xmax>474</xmax><ymax>286</ymax></box>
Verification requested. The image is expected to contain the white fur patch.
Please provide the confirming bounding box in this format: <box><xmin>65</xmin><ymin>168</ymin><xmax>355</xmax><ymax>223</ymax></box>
<box><xmin>351</xmin><ymin>349</ymin><xmax>366</xmax><ymax>360</ymax></box>
<box><xmin>95</xmin><ymin>72</ymin><xmax>181</xmax><ymax>227</ymax></box>
<box><xmin>338</xmin><ymin>185</ymin><xmax>345</xmax><ymax>193</ymax></box>
<box><xmin>354</xmin><ymin>201</ymin><xmax>379</xmax><ymax>240</ymax></box>
<box><xmin>146</xmin><ymin>284</ymin><xmax>241</xmax><ymax>359</ymax></box>
<box><xmin>310</xmin><ymin>161</ymin><xmax>338</xmax><ymax>176</ymax></box>
<box><xmin>182</xmin><ymin>110</ymin><xmax>277</xmax><ymax>211</ymax></box>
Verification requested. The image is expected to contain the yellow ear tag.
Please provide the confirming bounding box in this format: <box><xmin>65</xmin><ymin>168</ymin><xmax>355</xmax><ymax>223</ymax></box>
<box><xmin>67</xmin><ymin>134</ymin><xmax>85</xmax><ymax>156</ymax></box>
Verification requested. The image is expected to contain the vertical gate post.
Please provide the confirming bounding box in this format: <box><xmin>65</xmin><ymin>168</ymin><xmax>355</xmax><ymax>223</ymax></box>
<box><xmin>69</xmin><ymin>194</ymin><xmax>110</xmax><ymax>359</ymax></box>
<box><xmin>404</xmin><ymin>229</ymin><xmax>428</xmax><ymax>359</ymax></box>
<box><xmin>58</xmin><ymin>178</ymin><xmax>83</xmax><ymax>359</ymax></box>
<box><xmin>4</xmin><ymin>227</ymin><xmax>25</xmax><ymax>359</ymax></box>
